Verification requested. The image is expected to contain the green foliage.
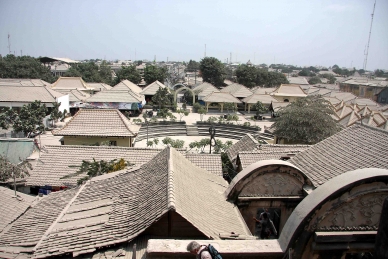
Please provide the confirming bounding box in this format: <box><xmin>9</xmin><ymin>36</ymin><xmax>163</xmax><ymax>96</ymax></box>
<box><xmin>226</xmin><ymin>114</ymin><xmax>239</xmax><ymax>123</ymax></box>
<box><xmin>115</xmin><ymin>65</ymin><xmax>141</xmax><ymax>85</ymax></box>
<box><xmin>1</xmin><ymin>100</ymin><xmax>48</xmax><ymax>137</ymax></box>
<box><xmin>186</xmin><ymin>60</ymin><xmax>200</xmax><ymax>72</ymax></box>
<box><xmin>144</xmin><ymin>65</ymin><xmax>168</xmax><ymax>84</ymax></box>
<box><xmin>319</xmin><ymin>73</ymin><xmax>336</xmax><ymax>84</ymax></box>
<box><xmin>193</xmin><ymin>102</ymin><xmax>202</xmax><ymax>113</ymax></box>
<box><xmin>298</xmin><ymin>68</ymin><xmax>315</xmax><ymax>77</ymax></box>
<box><xmin>223</xmin><ymin>103</ymin><xmax>236</xmax><ymax>114</ymax></box>
<box><xmin>375</xmin><ymin>69</ymin><xmax>388</xmax><ymax>78</ymax></box>
<box><xmin>189</xmin><ymin>138</ymin><xmax>210</xmax><ymax>153</ymax></box>
<box><xmin>157</xmin><ymin>108</ymin><xmax>175</xmax><ymax>121</ymax></box>
<box><xmin>243</xmin><ymin>122</ymin><xmax>251</xmax><ymax>127</ymax></box>
<box><xmin>0</xmin><ymin>155</ymin><xmax>31</xmax><ymax>182</ymax></box>
<box><xmin>256</xmin><ymin>69</ymin><xmax>289</xmax><ymax>87</ymax></box>
<box><xmin>64</xmin><ymin>61</ymin><xmax>112</xmax><ymax>85</ymax></box>
<box><xmin>49</xmin><ymin>102</ymin><xmax>63</xmax><ymax>127</ymax></box>
<box><xmin>254</xmin><ymin>101</ymin><xmax>267</xmax><ymax>116</ymax></box>
<box><xmin>199</xmin><ymin>57</ymin><xmax>225</xmax><ymax>86</ymax></box>
<box><xmin>132</xmin><ymin>118</ymin><xmax>142</xmax><ymax>124</ymax></box>
<box><xmin>207</xmin><ymin>116</ymin><xmax>218</xmax><ymax>124</ymax></box>
<box><xmin>152</xmin><ymin>87</ymin><xmax>174</xmax><ymax>109</ymax></box>
<box><xmin>176</xmin><ymin>108</ymin><xmax>189</xmax><ymax>122</ymax></box>
<box><xmin>308</xmin><ymin>76</ymin><xmax>322</xmax><ymax>85</ymax></box>
<box><xmin>62</xmin><ymin>158</ymin><xmax>133</xmax><ymax>185</ymax></box>
<box><xmin>147</xmin><ymin>140</ymin><xmax>154</xmax><ymax>147</ymax></box>
<box><xmin>0</xmin><ymin>54</ymin><xmax>56</xmax><ymax>83</ymax></box>
<box><xmin>213</xmin><ymin>139</ymin><xmax>233</xmax><ymax>154</ymax></box>
<box><xmin>332</xmin><ymin>66</ymin><xmax>354</xmax><ymax>76</ymax></box>
<box><xmin>271</xmin><ymin>96</ymin><xmax>342</xmax><ymax>144</ymax></box>
<box><xmin>162</xmin><ymin>137</ymin><xmax>184</xmax><ymax>148</ymax></box>
<box><xmin>235</xmin><ymin>64</ymin><xmax>258</xmax><ymax>88</ymax></box>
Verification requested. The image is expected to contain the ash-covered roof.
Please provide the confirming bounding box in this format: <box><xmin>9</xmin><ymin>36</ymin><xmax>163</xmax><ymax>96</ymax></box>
<box><xmin>220</xmin><ymin>83</ymin><xmax>253</xmax><ymax>98</ymax></box>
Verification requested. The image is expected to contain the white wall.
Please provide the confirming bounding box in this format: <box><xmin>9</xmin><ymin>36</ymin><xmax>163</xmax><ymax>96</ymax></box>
<box><xmin>57</xmin><ymin>94</ymin><xmax>70</xmax><ymax>113</ymax></box>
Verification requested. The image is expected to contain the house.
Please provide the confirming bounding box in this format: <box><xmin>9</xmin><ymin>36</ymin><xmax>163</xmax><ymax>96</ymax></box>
<box><xmin>140</xmin><ymin>80</ymin><xmax>168</xmax><ymax>103</ymax></box>
<box><xmin>270</xmin><ymin>84</ymin><xmax>307</xmax><ymax>102</ymax></box>
<box><xmin>339</xmin><ymin>78</ymin><xmax>388</xmax><ymax>102</ymax></box>
<box><xmin>220</xmin><ymin>83</ymin><xmax>253</xmax><ymax>100</ymax></box>
<box><xmin>0</xmin><ymin>79</ymin><xmax>69</xmax><ymax>113</ymax></box>
<box><xmin>192</xmin><ymin>82</ymin><xmax>220</xmax><ymax>102</ymax></box>
<box><xmin>286</xmin><ymin>76</ymin><xmax>309</xmax><ymax>85</ymax></box>
<box><xmin>0</xmin><ymin>148</ymin><xmax>252</xmax><ymax>258</ymax></box>
<box><xmin>202</xmin><ymin>92</ymin><xmax>242</xmax><ymax>112</ymax></box>
<box><xmin>241</xmin><ymin>94</ymin><xmax>279</xmax><ymax>113</ymax></box>
<box><xmin>52</xmin><ymin>109</ymin><xmax>139</xmax><ymax>147</ymax></box>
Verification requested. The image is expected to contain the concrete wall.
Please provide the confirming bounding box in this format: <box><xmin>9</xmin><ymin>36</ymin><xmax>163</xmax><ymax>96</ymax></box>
<box><xmin>63</xmin><ymin>136</ymin><xmax>132</xmax><ymax>147</ymax></box>
<box><xmin>57</xmin><ymin>94</ymin><xmax>70</xmax><ymax>113</ymax></box>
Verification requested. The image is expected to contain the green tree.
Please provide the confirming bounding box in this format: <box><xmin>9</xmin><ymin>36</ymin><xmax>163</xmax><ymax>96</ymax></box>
<box><xmin>254</xmin><ymin>101</ymin><xmax>267</xmax><ymax>118</ymax></box>
<box><xmin>0</xmin><ymin>101</ymin><xmax>48</xmax><ymax>137</ymax></box>
<box><xmin>144</xmin><ymin>65</ymin><xmax>168</xmax><ymax>84</ymax></box>
<box><xmin>62</xmin><ymin>158</ymin><xmax>132</xmax><ymax>185</ymax></box>
<box><xmin>0</xmin><ymin>155</ymin><xmax>31</xmax><ymax>182</ymax></box>
<box><xmin>0</xmin><ymin>54</ymin><xmax>56</xmax><ymax>83</ymax></box>
<box><xmin>271</xmin><ymin>96</ymin><xmax>342</xmax><ymax>144</ymax></box>
<box><xmin>176</xmin><ymin>108</ymin><xmax>189</xmax><ymax>122</ymax></box>
<box><xmin>152</xmin><ymin>87</ymin><xmax>174</xmax><ymax>109</ymax></box>
<box><xmin>162</xmin><ymin>137</ymin><xmax>184</xmax><ymax>148</ymax></box>
<box><xmin>235</xmin><ymin>64</ymin><xmax>257</xmax><ymax>88</ymax></box>
<box><xmin>114</xmin><ymin>65</ymin><xmax>141</xmax><ymax>85</ymax></box>
<box><xmin>256</xmin><ymin>69</ymin><xmax>288</xmax><ymax>87</ymax></box>
<box><xmin>64</xmin><ymin>61</ymin><xmax>112</xmax><ymax>85</ymax></box>
<box><xmin>186</xmin><ymin>60</ymin><xmax>200</xmax><ymax>72</ymax></box>
<box><xmin>49</xmin><ymin>102</ymin><xmax>63</xmax><ymax>127</ymax></box>
<box><xmin>223</xmin><ymin>102</ymin><xmax>236</xmax><ymax>114</ymax></box>
<box><xmin>199</xmin><ymin>57</ymin><xmax>225</xmax><ymax>86</ymax></box>
<box><xmin>189</xmin><ymin>138</ymin><xmax>211</xmax><ymax>153</ymax></box>
<box><xmin>308</xmin><ymin>76</ymin><xmax>322</xmax><ymax>85</ymax></box>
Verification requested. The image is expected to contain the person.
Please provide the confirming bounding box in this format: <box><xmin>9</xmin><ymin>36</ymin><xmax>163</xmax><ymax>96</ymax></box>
<box><xmin>187</xmin><ymin>241</ymin><xmax>212</xmax><ymax>259</ymax></box>
<box><xmin>253</xmin><ymin>210</ymin><xmax>278</xmax><ymax>239</ymax></box>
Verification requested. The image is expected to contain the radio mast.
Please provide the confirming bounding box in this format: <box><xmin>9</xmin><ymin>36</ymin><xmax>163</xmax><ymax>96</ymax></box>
<box><xmin>363</xmin><ymin>0</ymin><xmax>376</xmax><ymax>70</ymax></box>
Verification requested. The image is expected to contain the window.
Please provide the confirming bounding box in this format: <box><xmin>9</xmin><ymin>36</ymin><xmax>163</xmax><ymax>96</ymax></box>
<box><xmin>109</xmin><ymin>141</ymin><xmax>117</xmax><ymax>146</ymax></box>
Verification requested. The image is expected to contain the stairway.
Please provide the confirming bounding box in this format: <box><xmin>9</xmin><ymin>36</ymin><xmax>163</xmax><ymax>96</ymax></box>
<box><xmin>186</xmin><ymin>125</ymin><xmax>199</xmax><ymax>136</ymax></box>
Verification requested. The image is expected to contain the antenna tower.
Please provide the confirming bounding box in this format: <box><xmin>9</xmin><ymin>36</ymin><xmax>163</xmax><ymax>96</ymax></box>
<box><xmin>7</xmin><ymin>34</ymin><xmax>11</xmax><ymax>54</ymax></box>
<box><xmin>363</xmin><ymin>0</ymin><xmax>376</xmax><ymax>70</ymax></box>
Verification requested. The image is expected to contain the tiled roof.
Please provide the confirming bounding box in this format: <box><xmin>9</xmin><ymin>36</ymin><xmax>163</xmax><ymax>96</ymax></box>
<box><xmin>27</xmin><ymin>146</ymin><xmax>223</xmax><ymax>187</ymax></box>
<box><xmin>226</xmin><ymin>134</ymin><xmax>259</xmax><ymax>162</ymax></box>
<box><xmin>184</xmin><ymin>153</ymin><xmax>223</xmax><ymax>176</ymax></box>
<box><xmin>0</xmin><ymin>187</ymin><xmax>36</xmax><ymax>233</ymax></box>
<box><xmin>5</xmin><ymin>148</ymin><xmax>250</xmax><ymax>258</ymax></box>
<box><xmin>54</xmin><ymin>89</ymin><xmax>90</xmax><ymax>102</ymax></box>
<box><xmin>253</xmin><ymin>87</ymin><xmax>276</xmax><ymax>94</ymax></box>
<box><xmin>0</xmin><ymin>78</ymin><xmax>51</xmax><ymax>86</ymax></box>
<box><xmin>52</xmin><ymin>109</ymin><xmax>136</xmax><ymax>137</ymax></box>
<box><xmin>290</xmin><ymin>124</ymin><xmax>388</xmax><ymax>187</ymax></box>
<box><xmin>329</xmin><ymin>92</ymin><xmax>357</xmax><ymax>102</ymax></box>
<box><xmin>237</xmin><ymin>151</ymin><xmax>300</xmax><ymax>170</ymax></box>
<box><xmin>140</xmin><ymin>81</ymin><xmax>167</xmax><ymax>95</ymax></box>
<box><xmin>51</xmin><ymin>77</ymin><xmax>93</xmax><ymax>90</ymax></box>
<box><xmin>259</xmin><ymin>144</ymin><xmax>311</xmax><ymax>152</ymax></box>
<box><xmin>85</xmin><ymin>90</ymin><xmax>144</xmax><ymax>103</ymax></box>
<box><xmin>0</xmin><ymin>86</ymin><xmax>65</xmax><ymax>103</ymax></box>
<box><xmin>113</xmin><ymin>80</ymin><xmax>143</xmax><ymax>94</ymax></box>
<box><xmin>0</xmin><ymin>187</ymin><xmax>79</xmax><ymax>254</ymax></box>
<box><xmin>271</xmin><ymin>84</ymin><xmax>307</xmax><ymax>97</ymax></box>
<box><xmin>202</xmin><ymin>92</ymin><xmax>242</xmax><ymax>103</ymax></box>
<box><xmin>88</xmin><ymin>83</ymin><xmax>112</xmax><ymax>91</ymax></box>
<box><xmin>193</xmin><ymin>82</ymin><xmax>220</xmax><ymax>98</ymax></box>
<box><xmin>241</xmin><ymin>94</ymin><xmax>279</xmax><ymax>104</ymax></box>
<box><xmin>286</xmin><ymin>77</ymin><xmax>309</xmax><ymax>85</ymax></box>
<box><xmin>220</xmin><ymin>83</ymin><xmax>253</xmax><ymax>98</ymax></box>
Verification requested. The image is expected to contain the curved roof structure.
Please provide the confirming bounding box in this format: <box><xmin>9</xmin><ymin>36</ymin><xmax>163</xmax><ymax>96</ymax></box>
<box><xmin>203</xmin><ymin>92</ymin><xmax>242</xmax><ymax>103</ymax></box>
<box><xmin>112</xmin><ymin>80</ymin><xmax>143</xmax><ymax>94</ymax></box>
<box><xmin>220</xmin><ymin>83</ymin><xmax>253</xmax><ymax>98</ymax></box>
<box><xmin>278</xmin><ymin>168</ymin><xmax>388</xmax><ymax>251</ymax></box>
<box><xmin>140</xmin><ymin>80</ymin><xmax>167</xmax><ymax>95</ymax></box>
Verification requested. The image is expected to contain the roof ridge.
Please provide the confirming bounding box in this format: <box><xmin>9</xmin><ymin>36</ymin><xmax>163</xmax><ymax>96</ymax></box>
<box><xmin>116</xmin><ymin>110</ymin><xmax>135</xmax><ymax>135</ymax></box>
<box><xmin>33</xmin><ymin>187</ymin><xmax>85</xmax><ymax>252</ymax></box>
<box><xmin>167</xmin><ymin>147</ymin><xmax>176</xmax><ymax>211</ymax></box>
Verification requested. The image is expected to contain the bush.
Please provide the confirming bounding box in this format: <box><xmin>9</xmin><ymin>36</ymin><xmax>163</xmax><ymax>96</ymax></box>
<box><xmin>243</xmin><ymin>122</ymin><xmax>251</xmax><ymax>127</ymax></box>
<box><xmin>207</xmin><ymin>116</ymin><xmax>218</xmax><ymax>124</ymax></box>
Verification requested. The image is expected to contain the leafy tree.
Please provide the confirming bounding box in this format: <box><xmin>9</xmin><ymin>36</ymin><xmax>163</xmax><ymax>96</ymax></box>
<box><xmin>271</xmin><ymin>96</ymin><xmax>342</xmax><ymax>144</ymax></box>
<box><xmin>256</xmin><ymin>69</ymin><xmax>288</xmax><ymax>87</ymax></box>
<box><xmin>254</xmin><ymin>101</ymin><xmax>267</xmax><ymax>117</ymax></box>
<box><xmin>319</xmin><ymin>74</ymin><xmax>336</xmax><ymax>84</ymax></box>
<box><xmin>62</xmin><ymin>158</ymin><xmax>133</xmax><ymax>185</ymax></box>
<box><xmin>49</xmin><ymin>102</ymin><xmax>63</xmax><ymax>127</ymax></box>
<box><xmin>176</xmin><ymin>108</ymin><xmax>189</xmax><ymax>122</ymax></box>
<box><xmin>152</xmin><ymin>87</ymin><xmax>174</xmax><ymax>109</ymax></box>
<box><xmin>0</xmin><ymin>101</ymin><xmax>48</xmax><ymax>137</ymax></box>
<box><xmin>186</xmin><ymin>60</ymin><xmax>200</xmax><ymax>72</ymax></box>
<box><xmin>235</xmin><ymin>64</ymin><xmax>257</xmax><ymax>88</ymax></box>
<box><xmin>375</xmin><ymin>69</ymin><xmax>388</xmax><ymax>78</ymax></box>
<box><xmin>0</xmin><ymin>54</ymin><xmax>56</xmax><ymax>83</ymax></box>
<box><xmin>64</xmin><ymin>61</ymin><xmax>112</xmax><ymax>85</ymax></box>
<box><xmin>207</xmin><ymin>116</ymin><xmax>218</xmax><ymax>123</ymax></box>
<box><xmin>199</xmin><ymin>57</ymin><xmax>225</xmax><ymax>86</ymax></box>
<box><xmin>189</xmin><ymin>138</ymin><xmax>210</xmax><ymax>153</ymax></box>
<box><xmin>198</xmin><ymin>107</ymin><xmax>207</xmax><ymax>121</ymax></box>
<box><xmin>298</xmin><ymin>68</ymin><xmax>315</xmax><ymax>77</ymax></box>
<box><xmin>0</xmin><ymin>155</ymin><xmax>31</xmax><ymax>182</ymax></box>
<box><xmin>162</xmin><ymin>137</ymin><xmax>184</xmax><ymax>148</ymax></box>
<box><xmin>223</xmin><ymin>102</ymin><xmax>236</xmax><ymax>114</ymax></box>
<box><xmin>213</xmin><ymin>139</ymin><xmax>233</xmax><ymax>154</ymax></box>
<box><xmin>114</xmin><ymin>65</ymin><xmax>141</xmax><ymax>85</ymax></box>
<box><xmin>144</xmin><ymin>64</ymin><xmax>168</xmax><ymax>84</ymax></box>
<box><xmin>308</xmin><ymin>76</ymin><xmax>322</xmax><ymax>85</ymax></box>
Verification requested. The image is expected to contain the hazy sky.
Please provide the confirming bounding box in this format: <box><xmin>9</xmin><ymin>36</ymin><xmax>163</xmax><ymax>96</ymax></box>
<box><xmin>1</xmin><ymin>0</ymin><xmax>387</xmax><ymax>70</ymax></box>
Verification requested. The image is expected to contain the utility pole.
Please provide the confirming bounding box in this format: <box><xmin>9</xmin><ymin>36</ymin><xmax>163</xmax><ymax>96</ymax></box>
<box><xmin>363</xmin><ymin>0</ymin><xmax>376</xmax><ymax>70</ymax></box>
